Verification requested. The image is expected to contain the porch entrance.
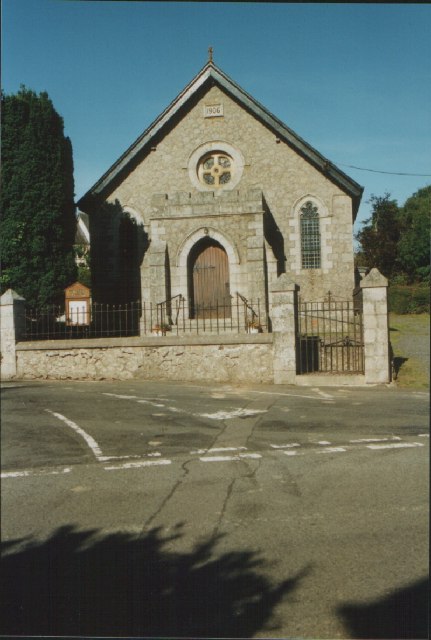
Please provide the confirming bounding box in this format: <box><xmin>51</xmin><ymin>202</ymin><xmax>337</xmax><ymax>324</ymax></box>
<box><xmin>188</xmin><ymin>238</ymin><xmax>231</xmax><ymax>319</ymax></box>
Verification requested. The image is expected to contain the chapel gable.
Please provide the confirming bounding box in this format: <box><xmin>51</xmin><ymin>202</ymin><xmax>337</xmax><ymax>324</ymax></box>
<box><xmin>77</xmin><ymin>58</ymin><xmax>363</xmax><ymax>316</ymax></box>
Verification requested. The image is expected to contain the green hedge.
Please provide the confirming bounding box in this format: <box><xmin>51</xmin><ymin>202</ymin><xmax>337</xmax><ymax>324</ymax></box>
<box><xmin>388</xmin><ymin>285</ymin><xmax>430</xmax><ymax>314</ymax></box>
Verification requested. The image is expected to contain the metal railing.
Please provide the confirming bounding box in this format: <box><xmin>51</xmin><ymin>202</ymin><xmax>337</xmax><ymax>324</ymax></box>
<box><xmin>22</xmin><ymin>295</ymin><xmax>268</xmax><ymax>341</ymax></box>
<box><xmin>23</xmin><ymin>302</ymin><xmax>142</xmax><ymax>340</ymax></box>
<box><xmin>145</xmin><ymin>294</ymin><xmax>267</xmax><ymax>335</ymax></box>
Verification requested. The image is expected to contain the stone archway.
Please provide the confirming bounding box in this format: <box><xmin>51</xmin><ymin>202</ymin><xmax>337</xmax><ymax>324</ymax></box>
<box><xmin>188</xmin><ymin>237</ymin><xmax>231</xmax><ymax>319</ymax></box>
<box><xmin>174</xmin><ymin>228</ymin><xmax>241</xmax><ymax>313</ymax></box>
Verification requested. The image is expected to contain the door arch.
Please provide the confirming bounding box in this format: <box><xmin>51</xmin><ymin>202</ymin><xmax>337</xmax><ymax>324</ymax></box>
<box><xmin>188</xmin><ymin>238</ymin><xmax>231</xmax><ymax>318</ymax></box>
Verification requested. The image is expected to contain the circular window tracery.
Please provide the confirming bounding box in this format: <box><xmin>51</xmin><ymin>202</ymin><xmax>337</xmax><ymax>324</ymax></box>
<box><xmin>198</xmin><ymin>152</ymin><xmax>233</xmax><ymax>187</ymax></box>
<box><xmin>188</xmin><ymin>142</ymin><xmax>244</xmax><ymax>192</ymax></box>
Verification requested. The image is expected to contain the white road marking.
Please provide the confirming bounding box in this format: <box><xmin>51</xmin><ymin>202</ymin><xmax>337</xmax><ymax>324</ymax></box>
<box><xmin>104</xmin><ymin>459</ymin><xmax>172</xmax><ymax>470</ymax></box>
<box><xmin>46</xmin><ymin>410</ymin><xmax>105</xmax><ymax>460</ymax></box>
<box><xmin>316</xmin><ymin>441</ymin><xmax>332</xmax><ymax>445</ymax></box>
<box><xmin>1</xmin><ymin>468</ymin><xmax>71</xmax><ymax>478</ymax></box>
<box><xmin>350</xmin><ymin>437</ymin><xmax>401</xmax><ymax>443</ymax></box>
<box><xmin>98</xmin><ymin>455</ymin><xmax>140</xmax><ymax>461</ymax></box>
<box><xmin>270</xmin><ymin>443</ymin><xmax>300</xmax><ymax>449</ymax></box>
<box><xmin>367</xmin><ymin>442</ymin><xmax>425</xmax><ymax>450</ymax></box>
<box><xmin>240</xmin><ymin>390</ymin><xmax>330</xmax><ymax>401</ymax></box>
<box><xmin>198</xmin><ymin>408</ymin><xmax>266</xmax><ymax>420</ymax></box>
<box><xmin>200</xmin><ymin>453</ymin><xmax>262</xmax><ymax>462</ymax></box>
<box><xmin>283</xmin><ymin>450</ymin><xmax>301</xmax><ymax>456</ymax></box>
<box><xmin>191</xmin><ymin>446</ymin><xmax>248</xmax><ymax>454</ymax></box>
<box><xmin>312</xmin><ymin>388</ymin><xmax>334</xmax><ymax>399</ymax></box>
<box><xmin>138</xmin><ymin>400</ymin><xmax>165</xmax><ymax>408</ymax></box>
<box><xmin>103</xmin><ymin>393</ymin><xmax>138</xmax><ymax>400</ymax></box>
<box><xmin>1</xmin><ymin>470</ymin><xmax>32</xmax><ymax>478</ymax></box>
<box><xmin>318</xmin><ymin>447</ymin><xmax>347</xmax><ymax>453</ymax></box>
<box><xmin>418</xmin><ymin>434</ymin><xmax>429</xmax><ymax>438</ymax></box>
<box><xmin>46</xmin><ymin>410</ymin><xmax>139</xmax><ymax>463</ymax></box>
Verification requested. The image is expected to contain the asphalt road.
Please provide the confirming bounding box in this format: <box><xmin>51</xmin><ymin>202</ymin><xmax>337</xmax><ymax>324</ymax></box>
<box><xmin>1</xmin><ymin>380</ymin><xmax>429</xmax><ymax>639</ymax></box>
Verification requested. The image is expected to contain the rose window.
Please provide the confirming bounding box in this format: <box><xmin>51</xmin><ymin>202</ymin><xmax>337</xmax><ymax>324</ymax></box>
<box><xmin>198</xmin><ymin>152</ymin><xmax>232</xmax><ymax>187</ymax></box>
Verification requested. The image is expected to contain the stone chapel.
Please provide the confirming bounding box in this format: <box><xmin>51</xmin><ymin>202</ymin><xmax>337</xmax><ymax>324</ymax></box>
<box><xmin>77</xmin><ymin>58</ymin><xmax>363</xmax><ymax>324</ymax></box>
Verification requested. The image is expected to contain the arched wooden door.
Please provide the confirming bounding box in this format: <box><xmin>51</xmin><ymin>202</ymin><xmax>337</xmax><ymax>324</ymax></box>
<box><xmin>189</xmin><ymin>240</ymin><xmax>231</xmax><ymax>319</ymax></box>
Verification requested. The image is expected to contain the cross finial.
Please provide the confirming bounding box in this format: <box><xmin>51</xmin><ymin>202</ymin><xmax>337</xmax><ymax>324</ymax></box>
<box><xmin>208</xmin><ymin>46</ymin><xmax>213</xmax><ymax>63</ymax></box>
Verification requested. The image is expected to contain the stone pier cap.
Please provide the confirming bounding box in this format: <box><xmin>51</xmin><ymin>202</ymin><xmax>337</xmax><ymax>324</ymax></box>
<box><xmin>360</xmin><ymin>268</ymin><xmax>388</xmax><ymax>288</ymax></box>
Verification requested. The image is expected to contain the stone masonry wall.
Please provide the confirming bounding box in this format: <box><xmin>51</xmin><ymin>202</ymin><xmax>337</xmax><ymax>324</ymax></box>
<box><xmin>105</xmin><ymin>85</ymin><xmax>355</xmax><ymax>301</ymax></box>
<box><xmin>15</xmin><ymin>335</ymin><xmax>273</xmax><ymax>384</ymax></box>
<box><xmin>146</xmin><ymin>189</ymin><xmax>265</xmax><ymax>304</ymax></box>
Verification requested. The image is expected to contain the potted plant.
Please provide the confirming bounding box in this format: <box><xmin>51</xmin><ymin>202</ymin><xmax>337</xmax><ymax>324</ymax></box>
<box><xmin>151</xmin><ymin>322</ymin><xmax>171</xmax><ymax>336</ymax></box>
<box><xmin>247</xmin><ymin>319</ymin><xmax>263</xmax><ymax>334</ymax></box>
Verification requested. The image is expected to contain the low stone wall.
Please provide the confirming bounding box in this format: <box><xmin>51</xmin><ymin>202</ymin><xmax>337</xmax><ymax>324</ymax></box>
<box><xmin>15</xmin><ymin>334</ymin><xmax>273</xmax><ymax>384</ymax></box>
<box><xmin>2</xmin><ymin>271</ymin><xmax>391</xmax><ymax>386</ymax></box>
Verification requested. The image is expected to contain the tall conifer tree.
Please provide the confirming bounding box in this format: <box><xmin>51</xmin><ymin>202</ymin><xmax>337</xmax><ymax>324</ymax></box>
<box><xmin>1</xmin><ymin>87</ymin><xmax>77</xmax><ymax>306</ymax></box>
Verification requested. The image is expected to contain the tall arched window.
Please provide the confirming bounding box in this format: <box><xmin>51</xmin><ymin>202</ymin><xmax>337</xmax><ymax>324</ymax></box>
<box><xmin>300</xmin><ymin>201</ymin><xmax>321</xmax><ymax>269</ymax></box>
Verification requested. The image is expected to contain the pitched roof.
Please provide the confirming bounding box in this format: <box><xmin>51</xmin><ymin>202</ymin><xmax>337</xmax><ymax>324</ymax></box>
<box><xmin>74</xmin><ymin>211</ymin><xmax>90</xmax><ymax>245</ymax></box>
<box><xmin>77</xmin><ymin>61</ymin><xmax>363</xmax><ymax>218</ymax></box>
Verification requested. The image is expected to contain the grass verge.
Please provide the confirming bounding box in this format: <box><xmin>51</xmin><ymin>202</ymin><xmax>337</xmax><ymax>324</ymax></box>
<box><xmin>389</xmin><ymin>313</ymin><xmax>430</xmax><ymax>390</ymax></box>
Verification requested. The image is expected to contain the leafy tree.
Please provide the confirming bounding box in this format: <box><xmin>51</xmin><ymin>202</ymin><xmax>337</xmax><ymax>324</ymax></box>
<box><xmin>396</xmin><ymin>185</ymin><xmax>431</xmax><ymax>282</ymax></box>
<box><xmin>356</xmin><ymin>187</ymin><xmax>430</xmax><ymax>284</ymax></box>
<box><xmin>355</xmin><ymin>193</ymin><xmax>401</xmax><ymax>279</ymax></box>
<box><xmin>1</xmin><ymin>86</ymin><xmax>77</xmax><ymax>306</ymax></box>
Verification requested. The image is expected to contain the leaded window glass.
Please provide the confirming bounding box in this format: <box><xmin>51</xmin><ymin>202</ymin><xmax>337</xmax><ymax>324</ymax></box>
<box><xmin>198</xmin><ymin>152</ymin><xmax>232</xmax><ymax>187</ymax></box>
<box><xmin>300</xmin><ymin>201</ymin><xmax>321</xmax><ymax>269</ymax></box>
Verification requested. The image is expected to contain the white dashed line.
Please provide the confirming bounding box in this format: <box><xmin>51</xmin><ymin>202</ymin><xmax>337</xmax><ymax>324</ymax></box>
<box><xmin>316</xmin><ymin>441</ymin><xmax>332</xmax><ymax>445</ymax></box>
<box><xmin>318</xmin><ymin>447</ymin><xmax>347</xmax><ymax>453</ymax></box>
<box><xmin>200</xmin><ymin>453</ymin><xmax>262</xmax><ymax>462</ymax></box>
<box><xmin>1</xmin><ymin>468</ymin><xmax>71</xmax><ymax>479</ymax></box>
<box><xmin>104</xmin><ymin>459</ymin><xmax>172</xmax><ymax>471</ymax></box>
<box><xmin>283</xmin><ymin>450</ymin><xmax>301</xmax><ymax>456</ymax></box>
<box><xmin>270</xmin><ymin>443</ymin><xmax>301</xmax><ymax>449</ymax></box>
<box><xmin>191</xmin><ymin>446</ymin><xmax>248</xmax><ymax>454</ymax></box>
<box><xmin>1</xmin><ymin>470</ymin><xmax>33</xmax><ymax>478</ymax></box>
<box><xmin>418</xmin><ymin>434</ymin><xmax>429</xmax><ymax>438</ymax></box>
<box><xmin>198</xmin><ymin>409</ymin><xmax>267</xmax><ymax>420</ymax></box>
<box><xmin>367</xmin><ymin>442</ymin><xmax>425</xmax><ymax>450</ymax></box>
<box><xmin>350</xmin><ymin>437</ymin><xmax>401</xmax><ymax>443</ymax></box>
<box><xmin>138</xmin><ymin>400</ymin><xmax>166</xmax><ymax>408</ymax></box>
<box><xmin>103</xmin><ymin>393</ymin><xmax>139</xmax><ymax>400</ymax></box>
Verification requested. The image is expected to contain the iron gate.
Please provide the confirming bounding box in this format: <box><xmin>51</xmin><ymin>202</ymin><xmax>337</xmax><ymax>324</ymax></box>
<box><xmin>297</xmin><ymin>297</ymin><xmax>364</xmax><ymax>374</ymax></box>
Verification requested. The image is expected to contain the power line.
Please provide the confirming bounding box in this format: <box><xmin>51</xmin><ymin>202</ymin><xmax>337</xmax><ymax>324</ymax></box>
<box><xmin>335</xmin><ymin>162</ymin><xmax>431</xmax><ymax>177</ymax></box>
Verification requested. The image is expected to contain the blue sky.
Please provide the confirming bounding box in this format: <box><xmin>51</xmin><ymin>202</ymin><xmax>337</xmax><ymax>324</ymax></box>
<box><xmin>2</xmin><ymin>1</ymin><xmax>431</xmax><ymax>233</ymax></box>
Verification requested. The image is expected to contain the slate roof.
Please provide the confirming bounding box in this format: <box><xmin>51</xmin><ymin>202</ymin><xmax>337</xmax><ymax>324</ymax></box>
<box><xmin>77</xmin><ymin>61</ymin><xmax>363</xmax><ymax>218</ymax></box>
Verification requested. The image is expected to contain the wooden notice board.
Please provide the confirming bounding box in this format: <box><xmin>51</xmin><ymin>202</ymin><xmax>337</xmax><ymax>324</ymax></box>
<box><xmin>65</xmin><ymin>282</ymin><xmax>91</xmax><ymax>325</ymax></box>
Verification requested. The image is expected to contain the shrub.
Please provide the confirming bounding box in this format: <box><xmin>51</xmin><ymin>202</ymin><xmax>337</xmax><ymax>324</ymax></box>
<box><xmin>389</xmin><ymin>285</ymin><xmax>430</xmax><ymax>314</ymax></box>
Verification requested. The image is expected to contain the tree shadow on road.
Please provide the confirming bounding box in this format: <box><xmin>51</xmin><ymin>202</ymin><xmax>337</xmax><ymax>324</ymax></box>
<box><xmin>337</xmin><ymin>576</ymin><xmax>429</xmax><ymax>639</ymax></box>
<box><xmin>1</xmin><ymin>524</ymin><xmax>308</xmax><ymax>637</ymax></box>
